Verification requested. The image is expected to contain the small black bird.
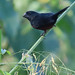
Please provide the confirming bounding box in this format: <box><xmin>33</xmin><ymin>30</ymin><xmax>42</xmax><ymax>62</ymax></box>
<box><xmin>23</xmin><ymin>7</ymin><xmax>69</xmax><ymax>35</ymax></box>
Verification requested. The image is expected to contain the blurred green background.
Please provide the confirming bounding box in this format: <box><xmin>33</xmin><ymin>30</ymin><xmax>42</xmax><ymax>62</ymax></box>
<box><xmin>0</xmin><ymin>0</ymin><xmax>75</xmax><ymax>74</ymax></box>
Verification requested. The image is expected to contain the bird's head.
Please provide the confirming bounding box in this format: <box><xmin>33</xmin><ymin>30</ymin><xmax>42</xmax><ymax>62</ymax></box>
<box><xmin>23</xmin><ymin>11</ymin><xmax>38</xmax><ymax>21</ymax></box>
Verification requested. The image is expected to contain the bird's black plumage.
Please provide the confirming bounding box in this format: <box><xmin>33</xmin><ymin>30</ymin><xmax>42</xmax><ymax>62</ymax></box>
<box><xmin>23</xmin><ymin>7</ymin><xmax>69</xmax><ymax>35</ymax></box>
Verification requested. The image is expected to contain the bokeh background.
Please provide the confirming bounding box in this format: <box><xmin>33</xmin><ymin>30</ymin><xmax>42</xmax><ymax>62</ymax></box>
<box><xmin>0</xmin><ymin>0</ymin><xmax>75</xmax><ymax>74</ymax></box>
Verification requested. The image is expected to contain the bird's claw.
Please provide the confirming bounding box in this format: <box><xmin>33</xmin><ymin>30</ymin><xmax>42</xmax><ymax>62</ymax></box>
<box><xmin>41</xmin><ymin>32</ymin><xmax>46</xmax><ymax>36</ymax></box>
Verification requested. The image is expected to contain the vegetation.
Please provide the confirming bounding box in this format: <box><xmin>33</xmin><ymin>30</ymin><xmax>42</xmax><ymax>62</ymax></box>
<box><xmin>0</xmin><ymin>0</ymin><xmax>75</xmax><ymax>75</ymax></box>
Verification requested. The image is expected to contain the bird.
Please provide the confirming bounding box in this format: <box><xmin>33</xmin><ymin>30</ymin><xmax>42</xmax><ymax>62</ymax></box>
<box><xmin>23</xmin><ymin>6</ymin><xmax>69</xmax><ymax>35</ymax></box>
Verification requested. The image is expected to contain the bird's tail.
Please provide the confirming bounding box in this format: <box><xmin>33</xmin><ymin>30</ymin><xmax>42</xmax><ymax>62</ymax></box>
<box><xmin>54</xmin><ymin>6</ymin><xmax>69</xmax><ymax>16</ymax></box>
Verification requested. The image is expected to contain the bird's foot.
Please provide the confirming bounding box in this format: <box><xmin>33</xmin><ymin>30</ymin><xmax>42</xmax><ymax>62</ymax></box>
<box><xmin>40</xmin><ymin>33</ymin><xmax>46</xmax><ymax>39</ymax></box>
<box><xmin>41</xmin><ymin>31</ymin><xmax>46</xmax><ymax>36</ymax></box>
<box><xmin>41</xmin><ymin>32</ymin><xmax>45</xmax><ymax>36</ymax></box>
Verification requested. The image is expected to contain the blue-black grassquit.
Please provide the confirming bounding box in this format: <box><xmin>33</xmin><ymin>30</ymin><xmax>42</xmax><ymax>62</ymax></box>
<box><xmin>23</xmin><ymin>7</ymin><xmax>69</xmax><ymax>35</ymax></box>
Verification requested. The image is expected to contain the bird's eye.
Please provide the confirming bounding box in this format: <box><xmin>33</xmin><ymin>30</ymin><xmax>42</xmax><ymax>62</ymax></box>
<box><xmin>26</xmin><ymin>12</ymin><xmax>31</xmax><ymax>15</ymax></box>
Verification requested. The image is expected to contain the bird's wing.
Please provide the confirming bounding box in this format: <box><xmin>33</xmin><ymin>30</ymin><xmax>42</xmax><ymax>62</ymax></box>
<box><xmin>31</xmin><ymin>13</ymin><xmax>55</xmax><ymax>30</ymax></box>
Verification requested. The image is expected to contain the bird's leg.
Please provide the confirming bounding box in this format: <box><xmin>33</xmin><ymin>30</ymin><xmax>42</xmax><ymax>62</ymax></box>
<box><xmin>41</xmin><ymin>30</ymin><xmax>46</xmax><ymax>36</ymax></box>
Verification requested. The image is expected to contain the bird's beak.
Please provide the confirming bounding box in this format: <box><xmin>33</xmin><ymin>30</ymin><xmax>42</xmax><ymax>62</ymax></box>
<box><xmin>23</xmin><ymin>13</ymin><xmax>26</xmax><ymax>18</ymax></box>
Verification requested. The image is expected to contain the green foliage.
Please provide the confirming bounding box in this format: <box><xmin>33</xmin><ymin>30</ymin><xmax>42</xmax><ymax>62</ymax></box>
<box><xmin>0</xmin><ymin>70</ymin><xmax>11</xmax><ymax>75</ymax></box>
<box><xmin>0</xmin><ymin>29</ymin><xmax>1</xmax><ymax>62</ymax></box>
<box><xmin>0</xmin><ymin>0</ymin><xmax>75</xmax><ymax>75</ymax></box>
<box><xmin>4</xmin><ymin>72</ymin><xmax>11</xmax><ymax>75</ymax></box>
<box><xmin>0</xmin><ymin>70</ymin><xmax>4</xmax><ymax>75</ymax></box>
